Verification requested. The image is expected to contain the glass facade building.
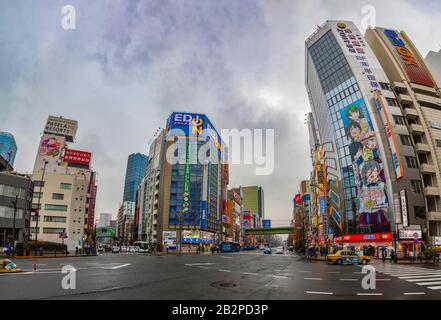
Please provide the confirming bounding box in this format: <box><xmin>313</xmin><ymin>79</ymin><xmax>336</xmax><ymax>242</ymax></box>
<box><xmin>123</xmin><ymin>153</ymin><xmax>148</xmax><ymax>203</ymax></box>
<box><xmin>0</xmin><ymin>132</ymin><xmax>17</xmax><ymax>167</ymax></box>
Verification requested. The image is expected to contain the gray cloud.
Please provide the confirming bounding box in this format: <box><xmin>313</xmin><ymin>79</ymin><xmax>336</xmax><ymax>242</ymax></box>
<box><xmin>2</xmin><ymin>0</ymin><xmax>440</xmax><ymax>224</ymax></box>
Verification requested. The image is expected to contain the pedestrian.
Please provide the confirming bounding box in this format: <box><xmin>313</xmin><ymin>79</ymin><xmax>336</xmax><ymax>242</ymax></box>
<box><xmin>409</xmin><ymin>250</ymin><xmax>415</xmax><ymax>263</ymax></box>
<box><xmin>75</xmin><ymin>246</ymin><xmax>78</xmax><ymax>256</ymax></box>
<box><xmin>390</xmin><ymin>249</ymin><xmax>396</xmax><ymax>263</ymax></box>
<box><xmin>382</xmin><ymin>248</ymin><xmax>387</xmax><ymax>263</ymax></box>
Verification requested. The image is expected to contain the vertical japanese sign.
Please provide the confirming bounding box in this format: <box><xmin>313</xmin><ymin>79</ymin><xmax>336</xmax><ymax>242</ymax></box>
<box><xmin>182</xmin><ymin>141</ymin><xmax>191</xmax><ymax>215</ymax></box>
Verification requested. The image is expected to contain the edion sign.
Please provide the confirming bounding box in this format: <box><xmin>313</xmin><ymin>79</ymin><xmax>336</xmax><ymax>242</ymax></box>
<box><xmin>63</xmin><ymin>149</ymin><xmax>92</xmax><ymax>165</ymax></box>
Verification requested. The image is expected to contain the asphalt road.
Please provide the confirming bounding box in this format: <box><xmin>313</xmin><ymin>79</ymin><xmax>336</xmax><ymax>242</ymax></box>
<box><xmin>2</xmin><ymin>251</ymin><xmax>441</xmax><ymax>300</ymax></box>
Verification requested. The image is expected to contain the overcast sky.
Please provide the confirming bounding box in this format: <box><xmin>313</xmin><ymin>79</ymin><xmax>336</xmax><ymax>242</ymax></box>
<box><xmin>2</xmin><ymin>0</ymin><xmax>441</xmax><ymax>225</ymax></box>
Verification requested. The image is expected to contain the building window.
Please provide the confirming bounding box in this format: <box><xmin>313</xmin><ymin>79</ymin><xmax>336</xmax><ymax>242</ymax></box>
<box><xmin>0</xmin><ymin>184</ymin><xmax>27</xmax><ymax>199</ymax></box>
<box><xmin>44</xmin><ymin>204</ymin><xmax>68</xmax><ymax>211</ymax></box>
<box><xmin>399</xmin><ymin>135</ymin><xmax>413</xmax><ymax>146</ymax></box>
<box><xmin>34</xmin><ymin>181</ymin><xmax>45</xmax><ymax>187</ymax></box>
<box><xmin>386</xmin><ymin>98</ymin><xmax>398</xmax><ymax>107</ymax></box>
<box><xmin>393</xmin><ymin>115</ymin><xmax>406</xmax><ymax>126</ymax></box>
<box><xmin>411</xmin><ymin>180</ymin><xmax>423</xmax><ymax>193</ymax></box>
<box><xmin>379</xmin><ymin>82</ymin><xmax>391</xmax><ymax>91</ymax></box>
<box><xmin>52</xmin><ymin>193</ymin><xmax>64</xmax><ymax>200</ymax></box>
<box><xmin>42</xmin><ymin>227</ymin><xmax>66</xmax><ymax>234</ymax></box>
<box><xmin>405</xmin><ymin>156</ymin><xmax>418</xmax><ymax>169</ymax></box>
<box><xmin>0</xmin><ymin>206</ymin><xmax>24</xmax><ymax>219</ymax></box>
<box><xmin>60</xmin><ymin>183</ymin><xmax>72</xmax><ymax>190</ymax></box>
<box><xmin>44</xmin><ymin>216</ymin><xmax>67</xmax><ymax>223</ymax></box>
<box><xmin>436</xmin><ymin>140</ymin><xmax>441</xmax><ymax>148</ymax></box>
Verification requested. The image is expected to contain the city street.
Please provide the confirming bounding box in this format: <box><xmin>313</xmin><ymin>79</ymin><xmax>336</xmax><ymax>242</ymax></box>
<box><xmin>2</xmin><ymin>252</ymin><xmax>441</xmax><ymax>300</ymax></box>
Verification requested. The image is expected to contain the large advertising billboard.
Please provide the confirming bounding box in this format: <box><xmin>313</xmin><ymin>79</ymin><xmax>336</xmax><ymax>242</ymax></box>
<box><xmin>44</xmin><ymin>116</ymin><xmax>78</xmax><ymax>142</ymax></box>
<box><xmin>63</xmin><ymin>148</ymin><xmax>92</xmax><ymax>166</ymax></box>
<box><xmin>341</xmin><ymin>98</ymin><xmax>390</xmax><ymax>232</ymax></box>
<box><xmin>381</xmin><ymin>29</ymin><xmax>435</xmax><ymax>88</ymax></box>
<box><xmin>166</xmin><ymin>112</ymin><xmax>222</xmax><ymax>153</ymax></box>
<box><xmin>33</xmin><ymin>134</ymin><xmax>66</xmax><ymax>172</ymax></box>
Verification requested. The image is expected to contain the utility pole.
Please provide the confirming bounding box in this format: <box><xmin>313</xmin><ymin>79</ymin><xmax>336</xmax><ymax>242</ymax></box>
<box><xmin>34</xmin><ymin>160</ymin><xmax>48</xmax><ymax>256</ymax></box>
<box><xmin>12</xmin><ymin>195</ymin><xmax>18</xmax><ymax>257</ymax></box>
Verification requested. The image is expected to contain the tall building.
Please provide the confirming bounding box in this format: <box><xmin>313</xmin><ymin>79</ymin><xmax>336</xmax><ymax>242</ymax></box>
<box><xmin>116</xmin><ymin>201</ymin><xmax>135</xmax><ymax>243</ymax></box>
<box><xmin>30</xmin><ymin>116</ymin><xmax>97</xmax><ymax>251</ymax></box>
<box><xmin>305</xmin><ymin>21</ymin><xmax>422</xmax><ymax>254</ymax></box>
<box><xmin>0</xmin><ymin>132</ymin><xmax>17</xmax><ymax>167</ymax></box>
<box><xmin>97</xmin><ymin>212</ymin><xmax>112</xmax><ymax>228</ymax></box>
<box><xmin>0</xmin><ymin>171</ymin><xmax>34</xmax><ymax>248</ymax></box>
<box><xmin>366</xmin><ymin>27</ymin><xmax>441</xmax><ymax>246</ymax></box>
<box><xmin>136</xmin><ymin>112</ymin><xmax>227</xmax><ymax>252</ymax></box>
<box><xmin>425</xmin><ymin>49</ymin><xmax>441</xmax><ymax>86</ymax></box>
<box><xmin>241</xmin><ymin>186</ymin><xmax>264</xmax><ymax>223</ymax></box>
<box><xmin>123</xmin><ymin>153</ymin><xmax>148</xmax><ymax>203</ymax></box>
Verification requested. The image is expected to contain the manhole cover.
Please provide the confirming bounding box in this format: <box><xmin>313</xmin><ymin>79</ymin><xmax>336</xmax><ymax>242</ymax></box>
<box><xmin>211</xmin><ymin>281</ymin><xmax>239</xmax><ymax>289</ymax></box>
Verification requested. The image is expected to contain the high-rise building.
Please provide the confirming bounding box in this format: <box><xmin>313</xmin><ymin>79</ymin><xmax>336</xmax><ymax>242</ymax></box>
<box><xmin>116</xmin><ymin>201</ymin><xmax>135</xmax><ymax>243</ymax></box>
<box><xmin>123</xmin><ymin>153</ymin><xmax>148</xmax><ymax>203</ymax></box>
<box><xmin>30</xmin><ymin>116</ymin><xmax>97</xmax><ymax>251</ymax></box>
<box><xmin>136</xmin><ymin>112</ymin><xmax>227</xmax><ymax>252</ymax></box>
<box><xmin>97</xmin><ymin>213</ymin><xmax>112</xmax><ymax>228</ymax></box>
<box><xmin>0</xmin><ymin>171</ymin><xmax>34</xmax><ymax>248</ymax></box>
<box><xmin>425</xmin><ymin>49</ymin><xmax>441</xmax><ymax>86</ymax></box>
<box><xmin>241</xmin><ymin>186</ymin><xmax>264</xmax><ymax>223</ymax></box>
<box><xmin>305</xmin><ymin>21</ymin><xmax>423</xmax><ymax>253</ymax></box>
<box><xmin>366</xmin><ymin>27</ymin><xmax>441</xmax><ymax>246</ymax></box>
<box><xmin>0</xmin><ymin>132</ymin><xmax>17</xmax><ymax>167</ymax></box>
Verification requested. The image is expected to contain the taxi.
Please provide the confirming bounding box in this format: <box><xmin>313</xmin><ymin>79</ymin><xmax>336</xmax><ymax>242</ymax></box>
<box><xmin>327</xmin><ymin>250</ymin><xmax>371</xmax><ymax>265</ymax></box>
<box><xmin>0</xmin><ymin>259</ymin><xmax>23</xmax><ymax>273</ymax></box>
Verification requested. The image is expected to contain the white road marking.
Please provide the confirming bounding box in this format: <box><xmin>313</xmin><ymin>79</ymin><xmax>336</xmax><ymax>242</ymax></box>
<box><xmin>428</xmin><ymin>286</ymin><xmax>441</xmax><ymax>290</ymax></box>
<box><xmin>220</xmin><ymin>256</ymin><xmax>233</xmax><ymax>259</ymax></box>
<box><xmin>399</xmin><ymin>274</ymin><xmax>441</xmax><ymax>279</ymax></box>
<box><xmin>403</xmin><ymin>292</ymin><xmax>426</xmax><ymax>295</ymax></box>
<box><xmin>340</xmin><ymin>278</ymin><xmax>358</xmax><ymax>281</ymax></box>
<box><xmin>219</xmin><ymin>269</ymin><xmax>231</xmax><ymax>273</ymax></box>
<box><xmin>306</xmin><ymin>291</ymin><xmax>333</xmax><ymax>295</ymax></box>
<box><xmin>304</xmin><ymin>277</ymin><xmax>322</xmax><ymax>281</ymax></box>
<box><xmin>376</xmin><ymin>279</ymin><xmax>391</xmax><ymax>281</ymax></box>
<box><xmin>110</xmin><ymin>263</ymin><xmax>131</xmax><ymax>270</ymax></box>
<box><xmin>298</xmin><ymin>270</ymin><xmax>312</xmax><ymax>273</ymax></box>
<box><xmin>357</xmin><ymin>293</ymin><xmax>383</xmax><ymax>296</ymax></box>
<box><xmin>272</xmin><ymin>275</ymin><xmax>288</xmax><ymax>279</ymax></box>
<box><xmin>407</xmin><ymin>277</ymin><xmax>441</xmax><ymax>282</ymax></box>
<box><xmin>417</xmin><ymin>281</ymin><xmax>441</xmax><ymax>286</ymax></box>
<box><xmin>327</xmin><ymin>271</ymin><xmax>340</xmax><ymax>274</ymax></box>
<box><xmin>184</xmin><ymin>263</ymin><xmax>216</xmax><ymax>266</ymax></box>
<box><xmin>199</xmin><ymin>266</ymin><xmax>209</xmax><ymax>269</ymax></box>
<box><xmin>243</xmin><ymin>272</ymin><xmax>259</xmax><ymax>276</ymax></box>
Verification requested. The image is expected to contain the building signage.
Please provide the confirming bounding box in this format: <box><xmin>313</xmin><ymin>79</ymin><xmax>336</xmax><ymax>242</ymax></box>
<box><xmin>294</xmin><ymin>194</ymin><xmax>301</xmax><ymax>206</ymax></box>
<box><xmin>399</xmin><ymin>230</ymin><xmax>422</xmax><ymax>240</ymax></box>
<box><xmin>167</xmin><ymin>112</ymin><xmax>222</xmax><ymax>152</ymax></box>
<box><xmin>319</xmin><ymin>196</ymin><xmax>326</xmax><ymax>216</ymax></box>
<box><xmin>382</xmin><ymin>29</ymin><xmax>435</xmax><ymax>88</ymax></box>
<box><xmin>331</xmin><ymin>207</ymin><xmax>342</xmax><ymax>231</ymax></box>
<box><xmin>334</xmin><ymin>232</ymin><xmax>392</xmax><ymax>243</ymax></box>
<box><xmin>63</xmin><ymin>148</ymin><xmax>92</xmax><ymax>166</ymax></box>
<box><xmin>44</xmin><ymin>116</ymin><xmax>78</xmax><ymax>142</ymax></box>
<box><xmin>262</xmin><ymin>220</ymin><xmax>271</xmax><ymax>229</ymax></box>
<box><xmin>435</xmin><ymin>237</ymin><xmax>441</xmax><ymax>245</ymax></box>
<box><xmin>375</xmin><ymin>93</ymin><xmax>404</xmax><ymax>179</ymax></box>
<box><xmin>182</xmin><ymin>141</ymin><xmax>191</xmax><ymax>215</ymax></box>
<box><xmin>430</xmin><ymin>122</ymin><xmax>441</xmax><ymax>130</ymax></box>
<box><xmin>400</xmin><ymin>189</ymin><xmax>409</xmax><ymax>227</ymax></box>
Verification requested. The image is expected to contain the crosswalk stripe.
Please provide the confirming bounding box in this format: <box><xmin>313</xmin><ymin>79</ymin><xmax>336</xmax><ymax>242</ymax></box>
<box><xmin>407</xmin><ymin>277</ymin><xmax>441</xmax><ymax>282</ymax></box>
<box><xmin>399</xmin><ymin>274</ymin><xmax>441</xmax><ymax>279</ymax></box>
<box><xmin>417</xmin><ymin>281</ymin><xmax>441</xmax><ymax>286</ymax></box>
<box><xmin>428</xmin><ymin>286</ymin><xmax>441</xmax><ymax>290</ymax></box>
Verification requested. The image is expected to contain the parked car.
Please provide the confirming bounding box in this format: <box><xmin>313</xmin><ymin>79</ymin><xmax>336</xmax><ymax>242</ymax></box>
<box><xmin>259</xmin><ymin>244</ymin><xmax>265</xmax><ymax>250</ymax></box>
<box><xmin>129</xmin><ymin>246</ymin><xmax>137</xmax><ymax>253</ymax></box>
<box><xmin>275</xmin><ymin>246</ymin><xmax>284</xmax><ymax>254</ymax></box>
<box><xmin>120</xmin><ymin>246</ymin><xmax>128</xmax><ymax>253</ymax></box>
<box><xmin>327</xmin><ymin>250</ymin><xmax>371</xmax><ymax>265</ymax></box>
<box><xmin>112</xmin><ymin>246</ymin><xmax>120</xmax><ymax>253</ymax></box>
<box><xmin>263</xmin><ymin>247</ymin><xmax>272</xmax><ymax>254</ymax></box>
<box><xmin>97</xmin><ymin>245</ymin><xmax>105</xmax><ymax>253</ymax></box>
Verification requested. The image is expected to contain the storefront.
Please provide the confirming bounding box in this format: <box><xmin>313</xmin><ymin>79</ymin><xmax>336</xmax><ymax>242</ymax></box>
<box><xmin>333</xmin><ymin>232</ymin><xmax>393</xmax><ymax>257</ymax></box>
<box><xmin>180</xmin><ymin>230</ymin><xmax>215</xmax><ymax>252</ymax></box>
<box><xmin>397</xmin><ymin>226</ymin><xmax>423</xmax><ymax>258</ymax></box>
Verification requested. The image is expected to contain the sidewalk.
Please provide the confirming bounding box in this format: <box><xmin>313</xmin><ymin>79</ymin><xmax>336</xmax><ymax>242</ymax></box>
<box><xmin>301</xmin><ymin>255</ymin><xmax>441</xmax><ymax>265</ymax></box>
<box><xmin>4</xmin><ymin>254</ymin><xmax>98</xmax><ymax>259</ymax></box>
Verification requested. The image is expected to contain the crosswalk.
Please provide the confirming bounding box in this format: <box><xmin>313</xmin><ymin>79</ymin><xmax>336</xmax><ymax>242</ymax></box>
<box><xmin>373</xmin><ymin>263</ymin><xmax>441</xmax><ymax>292</ymax></box>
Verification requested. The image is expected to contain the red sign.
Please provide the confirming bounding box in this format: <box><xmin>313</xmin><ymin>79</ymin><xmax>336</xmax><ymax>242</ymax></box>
<box><xmin>63</xmin><ymin>148</ymin><xmax>92</xmax><ymax>165</ymax></box>
<box><xmin>334</xmin><ymin>232</ymin><xmax>392</xmax><ymax>243</ymax></box>
<box><xmin>243</xmin><ymin>211</ymin><xmax>252</xmax><ymax>220</ymax></box>
<box><xmin>295</xmin><ymin>194</ymin><xmax>301</xmax><ymax>205</ymax></box>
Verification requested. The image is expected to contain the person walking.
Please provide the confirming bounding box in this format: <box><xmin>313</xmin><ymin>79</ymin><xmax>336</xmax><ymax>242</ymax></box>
<box><xmin>409</xmin><ymin>250</ymin><xmax>415</xmax><ymax>263</ymax></box>
<box><xmin>382</xmin><ymin>248</ymin><xmax>387</xmax><ymax>263</ymax></box>
<box><xmin>390</xmin><ymin>249</ymin><xmax>396</xmax><ymax>263</ymax></box>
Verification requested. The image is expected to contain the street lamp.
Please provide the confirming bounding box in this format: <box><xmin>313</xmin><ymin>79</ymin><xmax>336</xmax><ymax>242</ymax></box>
<box><xmin>34</xmin><ymin>159</ymin><xmax>48</xmax><ymax>256</ymax></box>
<box><xmin>11</xmin><ymin>195</ymin><xmax>18</xmax><ymax>257</ymax></box>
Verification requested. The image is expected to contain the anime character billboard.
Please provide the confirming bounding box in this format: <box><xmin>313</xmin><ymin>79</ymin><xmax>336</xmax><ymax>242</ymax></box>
<box><xmin>340</xmin><ymin>98</ymin><xmax>390</xmax><ymax>232</ymax></box>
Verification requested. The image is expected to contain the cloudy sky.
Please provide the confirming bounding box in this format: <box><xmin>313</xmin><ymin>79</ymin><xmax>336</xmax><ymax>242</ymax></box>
<box><xmin>2</xmin><ymin>0</ymin><xmax>441</xmax><ymax>225</ymax></box>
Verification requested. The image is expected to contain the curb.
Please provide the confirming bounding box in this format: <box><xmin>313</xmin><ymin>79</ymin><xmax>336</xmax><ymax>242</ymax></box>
<box><xmin>7</xmin><ymin>255</ymin><xmax>98</xmax><ymax>259</ymax></box>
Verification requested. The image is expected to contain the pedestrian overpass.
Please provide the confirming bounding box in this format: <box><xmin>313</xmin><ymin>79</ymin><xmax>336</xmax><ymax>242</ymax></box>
<box><xmin>244</xmin><ymin>227</ymin><xmax>293</xmax><ymax>236</ymax></box>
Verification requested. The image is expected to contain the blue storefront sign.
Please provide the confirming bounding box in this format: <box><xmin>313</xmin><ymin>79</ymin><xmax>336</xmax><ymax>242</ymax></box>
<box><xmin>262</xmin><ymin>220</ymin><xmax>271</xmax><ymax>228</ymax></box>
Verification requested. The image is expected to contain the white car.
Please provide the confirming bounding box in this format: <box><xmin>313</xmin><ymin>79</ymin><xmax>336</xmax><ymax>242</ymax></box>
<box><xmin>111</xmin><ymin>246</ymin><xmax>120</xmax><ymax>253</ymax></box>
<box><xmin>129</xmin><ymin>246</ymin><xmax>138</xmax><ymax>253</ymax></box>
<box><xmin>120</xmin><ymin>246</ymin><xmax>128</xmax><ymax>253</ymax></box>
<box><xmin>275</xmin><ymin>246</ymin><xmax>284</xmax><ymax>254</ymax></box>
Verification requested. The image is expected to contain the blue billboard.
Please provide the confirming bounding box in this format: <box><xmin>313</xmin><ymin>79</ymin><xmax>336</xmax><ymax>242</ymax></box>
<box><xmin>262</xmin><ymin>220</ymin><xmax>271</xmax><ymax>228</ymax></box>
<box><xmin>166</xmin><ymin>112</ymin><xmax>222</xmax><ymax>153</ymax></box>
